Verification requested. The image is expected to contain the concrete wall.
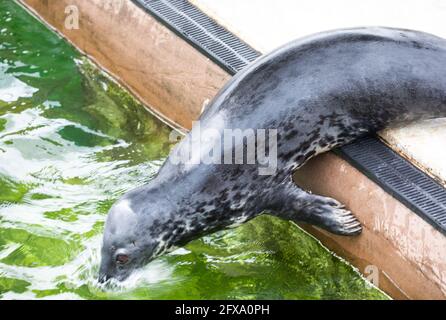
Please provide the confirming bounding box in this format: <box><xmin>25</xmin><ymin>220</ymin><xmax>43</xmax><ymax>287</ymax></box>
<box><xmin>21</xmin><ymin>0</ymin><xmax>230</xmax><ymax>131</ymax></box>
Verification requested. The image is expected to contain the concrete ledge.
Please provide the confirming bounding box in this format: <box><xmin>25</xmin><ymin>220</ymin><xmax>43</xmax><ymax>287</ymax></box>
<box><xmin>19</xmin><ymin>0</ymin><xmax>446</xmax><ymax>299</ymax></box>
<box><xmin>295</xmin><ymin>153</ymin><xmax>446</xmax><ymax>299</ymax></box>
<box><xmin>20</xmin><ymin>0</ymin><xmax>230</xmax><ymax>131</ymax></box>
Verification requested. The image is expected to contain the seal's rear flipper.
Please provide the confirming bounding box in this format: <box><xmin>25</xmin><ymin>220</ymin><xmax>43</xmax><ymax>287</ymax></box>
<box><xmin>298</xmin><ymin>196</ymin><xmax>362</xmax><ymax>236</ymax></box>
<box><xmin>268</xmin><ymin>179</ymin><xmax>362</xmax><ymax>236</ymax></box>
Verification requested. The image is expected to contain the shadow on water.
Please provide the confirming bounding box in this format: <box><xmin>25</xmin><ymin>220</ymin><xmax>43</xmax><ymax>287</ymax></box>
<box><xmin>0</xmin><ymin>1</ymin><xmax>387</xmax><ymax>299</ymax></box>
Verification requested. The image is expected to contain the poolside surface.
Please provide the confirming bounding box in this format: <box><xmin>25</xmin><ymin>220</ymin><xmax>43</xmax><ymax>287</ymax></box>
<box><xmin>0</xmin><ymin>1</ymin><xmax>386</xmax><ymax>300</ymax></box>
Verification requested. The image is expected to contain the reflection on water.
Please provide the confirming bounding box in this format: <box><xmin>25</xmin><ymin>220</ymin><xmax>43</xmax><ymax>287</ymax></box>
<box><xmin>0</xmin><ymin>1</ymin><xmax>387</xmax><ymax>299</ymax></box>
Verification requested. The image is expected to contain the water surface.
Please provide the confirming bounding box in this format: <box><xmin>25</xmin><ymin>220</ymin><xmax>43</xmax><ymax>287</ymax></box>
<box><xmin>0</xmin><ymin>1</ymin><xmax>387</xmax><ymax>300</ymax></box>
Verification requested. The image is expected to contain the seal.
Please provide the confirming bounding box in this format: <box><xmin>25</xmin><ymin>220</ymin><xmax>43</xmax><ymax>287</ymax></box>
<box><xmin>99</xmin><ymin>27</ymin><xmax>446</xmax><ymax>282</ymax></box>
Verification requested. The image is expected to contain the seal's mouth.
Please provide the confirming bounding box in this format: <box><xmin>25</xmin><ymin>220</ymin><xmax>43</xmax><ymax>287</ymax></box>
<box><xmin>98</xmin><ymin>262</ymin><xmax>131</xmax><ymax>283</ymax></box>
<box><xmin>98</xmin><ymin>273</ymin><xmax>111</xmax><ymax>284</ymax></box>
<box><xmin>98</xmin><ymin>271</ymin><xmax>131</xmax><ymax>284</ymax></box>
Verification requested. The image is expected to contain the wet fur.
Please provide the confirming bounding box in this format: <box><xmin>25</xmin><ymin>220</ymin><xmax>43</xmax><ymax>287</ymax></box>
<box><xmin>102</xmin><ymin>27</ymin><xmax>446</xmax><ymax>277</ymax></box>
<box><xmin>152</xmin><ymin>27</ymin><xmax>446</xmax><ymax>242</ymax></box>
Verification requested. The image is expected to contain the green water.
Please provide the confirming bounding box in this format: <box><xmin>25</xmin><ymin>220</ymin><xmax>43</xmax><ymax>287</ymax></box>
<box><xmin>0</xmin><ymin>1</ymin><xmax>387</xmax><ymax>300</ymax></box>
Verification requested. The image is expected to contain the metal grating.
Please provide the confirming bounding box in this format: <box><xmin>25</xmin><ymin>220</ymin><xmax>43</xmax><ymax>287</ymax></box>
<box><xmin>133</xmin><ymin>0</ymin><xmax>261</xmax><ymax>74</ymax></box>
<box><xmin>133</xmin><ymin>0</ymin><xmax>446</xmax><ymax>235</ymax></box>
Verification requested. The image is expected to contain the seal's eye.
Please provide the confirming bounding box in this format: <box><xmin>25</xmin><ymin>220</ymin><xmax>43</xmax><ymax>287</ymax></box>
<box><xmin>116</xmin><ymin>254</ymin><xmax>129</xmax><ymax>265</ymax></box>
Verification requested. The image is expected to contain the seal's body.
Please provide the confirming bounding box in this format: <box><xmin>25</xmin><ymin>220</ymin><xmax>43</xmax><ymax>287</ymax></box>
<box><xmin>99</xmin><ymin>27</ymin><xmax>446</xmax><ymax>281</ymax></box>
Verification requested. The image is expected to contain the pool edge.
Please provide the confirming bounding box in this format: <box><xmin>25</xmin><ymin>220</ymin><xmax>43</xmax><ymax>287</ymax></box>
<box><xmin>18</xmin><ymin>0</ymin><xmax>446</xmax><ymax>300</ymax></box>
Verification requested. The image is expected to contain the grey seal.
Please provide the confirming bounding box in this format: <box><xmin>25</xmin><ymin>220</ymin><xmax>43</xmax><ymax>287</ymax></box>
<box><xmin>99</xmin><ymin>27</ymin><xmax>446</xmax><ymax>281</ymax></box>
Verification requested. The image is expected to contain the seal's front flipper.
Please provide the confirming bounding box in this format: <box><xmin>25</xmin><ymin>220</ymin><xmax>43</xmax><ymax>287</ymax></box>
<box><xmin>268</xmin><ymin>179</ymin><xmax>362</xmax><ymax>236</ymax></box>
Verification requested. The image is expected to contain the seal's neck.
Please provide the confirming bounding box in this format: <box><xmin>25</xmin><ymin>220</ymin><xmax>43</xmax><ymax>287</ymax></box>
<box><xmin>133</xmin><ymin>167</ymin><xmax>257</xmax><ymax>254</ymax></box>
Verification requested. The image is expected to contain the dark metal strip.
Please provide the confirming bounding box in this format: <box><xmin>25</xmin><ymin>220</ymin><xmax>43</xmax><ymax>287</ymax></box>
<box><xmin>133</xmin><ymin>0</ymin><xmax>260</xmax><ymax>74</ymax></box>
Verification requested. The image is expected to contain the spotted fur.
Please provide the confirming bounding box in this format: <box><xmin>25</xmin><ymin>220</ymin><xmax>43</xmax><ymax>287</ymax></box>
<box><xmin>100</xmin><ymin>27</ymin><xmax>446</xmax><ymax>281</ymax></box>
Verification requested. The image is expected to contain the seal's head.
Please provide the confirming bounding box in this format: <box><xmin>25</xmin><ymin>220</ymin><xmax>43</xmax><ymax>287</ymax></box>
<box><xmin>98</xmin><ymin>187</ymin><xmax>176</xmax><ymax>282</ymax></box>
<box><xmin>98</xmin><ymin>167</ymin><xmax>237</xmax><ymax>282</ymax></box>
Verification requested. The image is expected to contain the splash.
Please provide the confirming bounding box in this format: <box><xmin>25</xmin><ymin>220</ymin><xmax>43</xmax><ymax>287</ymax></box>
<box><xmin>0</xmin><ymin>62</ymin><xmax>38</xmax><ymax>103</ymax></box>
